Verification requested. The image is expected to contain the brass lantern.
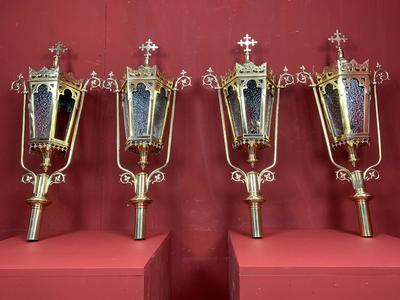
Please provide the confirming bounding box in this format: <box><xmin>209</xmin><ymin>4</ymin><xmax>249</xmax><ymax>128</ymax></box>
<box><xmin>202</xmin><ymin>34</ymin><xmax>294</xmax><ymax>238</ymax></box>
<box><xmin>297</xmin><ymin>30</ymin><xmax>389</xmax><ymax>237</ymax></box>
<box><xmin>103</xmin><ymin>38</ymin><xmax>191</xmax><ymax>240</ymax></box>
<box><xmin>11</xmin><ymin>42</ymin><xmax>101</xmax><ymax>241</ymax></box>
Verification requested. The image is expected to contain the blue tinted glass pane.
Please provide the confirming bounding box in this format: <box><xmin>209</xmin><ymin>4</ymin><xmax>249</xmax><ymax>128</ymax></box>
<box><xmin>345</xmin><ymin>79</ymin><xmax>365</xmax><ymax>133</ymax></box>
<box><xmin>264</xmin><ymin>87</ymin><xmax>274</xmax><ymax>137</ymax></box>
<box><xmin>153</xmin><ymin>88</ymin><xmax>168</xmax><ymax>140</ymax></box>
<box><xmin>244</xmin><ymin>80</ymin><xmax>261</xmax><ymax>134</ymax></box>
<box><xmin>33</xmin><ymin>84</ymin><xmax>53</xmax><ymax>139</ymax></box>
<box><xmin>132</xmin><ymin>83</ymin><xmax>150</xmax><ymax>137</ymax></box>
<box><xmin>121</xmin><ymin>91</ymin><xmax>130</xmax><ymax>139</ymax></box>
<box><xmin>323</xmin><ymin>84</ymin><xmax>343</xmax><ymax>136</ymax></box>
<box><xmin>55</xmin><ymin>89</ymin><xmax>75</xmax><ymax>141</ymax></box>
<box><xmin>227</xmin><ymin>86</ymin><xmax>242</xmax><ymax>137</ymax></box>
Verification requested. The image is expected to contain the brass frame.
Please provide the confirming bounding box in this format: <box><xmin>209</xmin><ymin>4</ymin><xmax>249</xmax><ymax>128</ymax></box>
<box><xmin>11</xmin><ymin>42</ymin><xmax>101</xmax><ymax>241</ymax></box>
<box><xmin>202</xmin><ymin>34</ymin><xmax>294</xmax><ymax>238</ymax></box>
<box><xmin>102</xmin><ymin>39</ymin><xmax>191</xmax><ymax>240</ymax></box>
<box><xmin>296</xmin><ymin>30</ymin><xmax>389</xmax><ymax>237</ymax></box>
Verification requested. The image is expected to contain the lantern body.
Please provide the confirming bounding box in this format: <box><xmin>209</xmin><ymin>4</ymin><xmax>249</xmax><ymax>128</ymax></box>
<box><xmin>221</xmin><ymin>61</ymin><xmax>276</xmax><ymax>165</ymax></box>
<box><xmin>316</xmin><ymin>59</ymin><xmax>371</xmax><ymax>162</ymax></box>
<box><xmin>28</xmin><ymin>67</ymin><xmax>83</xmax><ymax>161</ymax></box>
<box><xmin>121</xmin><ymin>65</ymin><xmax>173</xmax><ymax>160</ymax></box>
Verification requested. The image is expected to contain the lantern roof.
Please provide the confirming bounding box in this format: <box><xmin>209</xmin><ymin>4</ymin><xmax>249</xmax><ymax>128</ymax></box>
<box><xmin>220</xmin><ymin>34</ymin><xmax>276</xmax><ymax>87</ymax></box>
<box><xmin>314</xmin><ymin>30</ymin><xmax>370</xmax><ymax>85</ymax></box>
<box><xmin>28</xmin><ymin>41</ymin><xmax>83</xmax><ymax>90</ymax></box>
<box><xmin>122</xmin><ymin>64</ymin><xmax>173</xmax><ymax>89</ymax></box>
<box><xmin>121</xmin><ymin>38</ymin><xmax>174</xmax><ymax>89</ymax></box>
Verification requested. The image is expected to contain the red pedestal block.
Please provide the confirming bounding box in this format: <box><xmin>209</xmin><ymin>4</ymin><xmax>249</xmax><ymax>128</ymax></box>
<box><xmin>0</xmin><ymin>231</ymin><xmax>170</xmax><ymax>300</ymax></box>
<box><xmin>229</xmin><ymin>230</ymin><xmax>400</xmax><ymax>300</ymax></box>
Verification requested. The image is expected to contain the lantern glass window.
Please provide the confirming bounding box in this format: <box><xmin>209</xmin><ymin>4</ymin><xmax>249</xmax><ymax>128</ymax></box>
<box><xmin>132</xmin><ymin>82</ymin><xmax>151</xmax><ymax>138</ymax></box>
<box><xmin>264</xmin><ymin>85</ymin><xmax>274</xmax><ymax>138</ymax></box>
<box><xmin>243</xmin><ymin>80</ymin><xmax>262</xmax><ymax>135</ymax></box>
<box><xmin>152</xmin><ymin>87</ymin><xmax>169</xmax><ymax>140</ymax></box>
<box><xmin>32</xmin><ymin>84</ymin><xmax>53</xmax><ymax>140</ymax></box>
<box><xmin>321</xmin><ymin>82</ymin><xmax>344</xmax><ymax>138</ymax></box>
<box><xmin>226</xmin><ymin>85</ymin><xmax>243</xmax><ymax>138</ymax></box>
<box><xmin>55</xmin><ymin>88</ymin><xmax>75</xmax><ymax>141</ymax></box>
<box><xmin>345</xmin><ymin>78</ymin><xmax>366</xmax><ymax>134</ymax></box>
<box><xmin>121</xmin><ymin>91</ymin><xmax>130</xmax><ymax>139</ymax></box>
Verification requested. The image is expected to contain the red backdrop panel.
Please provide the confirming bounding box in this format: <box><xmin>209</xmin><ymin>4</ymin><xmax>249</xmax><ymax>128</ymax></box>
<box><xmin>0</xmin><ymin>1</ymin><xmax>399</xmax><ymax>299</ymax></box>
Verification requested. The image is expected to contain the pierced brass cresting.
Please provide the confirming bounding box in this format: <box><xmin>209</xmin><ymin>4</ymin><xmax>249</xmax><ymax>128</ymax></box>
<box><xmin>297</xmin><ymin>30</ymin><xmax>389</xmax><ymax>237</ymax></box>
<box><xmin>11</xmin><ymin>41</ymin><xmax>100</xmax><ymax>241</ymax></box>
<box><xmin>103</xmin><ymin>38</ymin><xmax>191</xmax><ymax>240</ymax></box>
<box><xmin>202</xmin><ymin>34</ymin><xmax>294</xmax><ymax>238</ymax></box>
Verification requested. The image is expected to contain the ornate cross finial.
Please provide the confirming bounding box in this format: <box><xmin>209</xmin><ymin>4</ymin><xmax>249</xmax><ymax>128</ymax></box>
<box><xmin>238</xmin><ymin>34</ymin><xmax>258</xmax><ymax>62</ymax></box>
<box><xmin>139</xmin><ymin>38</ymin><xmax>158</xmax><ymax>66</ymax></box>
<box><xmin>328</xmin><ymin>30</ymin><xmax>347</xmax><ymax>59</ymax></box>
<box><xmin>49</xmin><ymin>41</ymin><xmax>68</xmax><ymax>67</ymax></box>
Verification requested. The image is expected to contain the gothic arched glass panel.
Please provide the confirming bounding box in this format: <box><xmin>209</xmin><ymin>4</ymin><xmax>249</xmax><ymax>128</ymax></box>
<box><xmin>132</xmin><ymin>83</ymin><xmax>150</xmax><ymax>138</ymax></box>
<box><xmin>55</xmin><ymin>89</ymin><xmax>75</xmax><ymax>141</ymax></box>
<box><xmin>227</xmin><ymin>85</ymin><xmax>242</xmax><ymax>137</ymax></box>
<box><xmin>323</xmin><ymin>83</ymin><xmax>343</xmax><ymax>137</ymax></box>
<box><xmin>243</xmin><ymin>80</ymin><xmax>262</xmax><ymax>134</ymax></box>
<box><xmin>153</xmin><ymin>88</ymin><xmax>168</xmax><ymax>140</ymax></box>
<box><xmin>33</xmin><ymin>84</ymin><xmax>53</xmax><ymax>139</ymax></box>
<box><xmin>345</xmin><ymin>79</ymin><xmax>365</xmax><ymax>134</ymax></box>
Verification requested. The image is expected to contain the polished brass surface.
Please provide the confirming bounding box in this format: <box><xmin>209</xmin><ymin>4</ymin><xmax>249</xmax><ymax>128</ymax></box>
<box><xmin>103</xmin><ymin>38</ymin><xmax>191</xmax><ymax>240</ymax></box>
<box><xmin>350</xmin><ymin>170</ymin><xmax>373</xmax><ymax>237</ymax></box>
<box><xmin>297</xmin><ymin>30</ymin><xmax>389</xmax><ymax>237</ymax></box>
<box><xmin>203</xmin><ymin>34</ymin><xmax>294</xmax><ymax>238</ymax></box>
<box><xmin>11</xmin><ymin>42</ymin><xmax>101</xmax><ymax>241</ymax></box>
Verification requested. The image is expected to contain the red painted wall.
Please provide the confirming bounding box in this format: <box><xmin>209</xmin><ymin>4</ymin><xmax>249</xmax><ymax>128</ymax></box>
<box><xmin>1</xmin><ymin>1</ymin><xmax>399</xmax><ymax>299</ymax></box>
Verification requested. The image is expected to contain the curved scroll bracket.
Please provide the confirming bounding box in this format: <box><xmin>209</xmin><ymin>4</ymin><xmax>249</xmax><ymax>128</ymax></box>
<box><xmin>335</xmin><ymin>169</ymin><xmax>351</xmax><ymax>182</ymax></box>
<box><xmin>278</xmin><ymin>67</ymin><xmax>295</xmax><ymax>88</ymax></box>
<box><xmin>258</xmin><ymin>170</ymin><xmax>276</xmax><ymax>184</ymax></box>
<box><xmin>296</xmin><ymin>65</ymin><xmax>316</xmax><ymax>86</ymax></box>
<box><xmin>174</xmin><ymin>70</ymin><xmax>192</xmax><ymax>91</ymax></box>
<box><xmin>147</xmin><ymin>170</ymin><xmax>166</xmax><ymax>186</ymax></box>
<box><xmin>83</xmin><ymin>71</ymin><xmax>102</xmax><ymax>92</ymax></box>
<box><xmin>231</xmin><ymin>170</ymin><xmax>246</xmax><ymax>184</ymax></box>
<box><xmin>202</xmin><ymin>67</ymin><xmax>221</xmax><ymax>89</ymax></box>
<box><xmin>120</xmin><ymin>172</ymin><xmax>136</xmax><ymax>186</ymax></box>
<box><xmin>49</xmin><ymin>172</ymin><xmax>66</xmax><ymax>185</ymax></box>
<box><xmin>364</xmin><ymin>168</ymin><xmax>380</xmax><ymax>181</ymax></box>
<box><xmin>373</xmin><ymin>63</ymin><xmax>389</xmax><ymax>85</ymax></box>
<box><xmin>103</xmin><ymin>72</ymin><xmax>120</xmax><ymax>93</ymax></box>
<box><xmin>21</xmin><ymin>172</ymin><xmax>36</xmax><ymax>185</ymax></box>
<box><xmin>11</xmin><ymin>73</ymin><xmax>27</xmax><ymax>94</ymax></box>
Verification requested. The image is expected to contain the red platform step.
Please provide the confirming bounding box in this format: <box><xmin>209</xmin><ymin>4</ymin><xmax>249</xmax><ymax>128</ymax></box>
<box><xmin>0</xmin><ymin>231</ymin><xmax>170</xmax><ymax>300</ymax></box>
<box><xmin>229</xmin><ymin>229</ymin><xmax>400</xmax><ymax>300</ymax></box>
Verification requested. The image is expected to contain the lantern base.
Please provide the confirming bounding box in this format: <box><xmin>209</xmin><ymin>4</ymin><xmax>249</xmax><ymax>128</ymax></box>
<box><xmin>352</xmin><ymin>195</ymin><xmax>373</xmax><ymax>238</ymax></box>
<box><xmin>350</xmin><ymin>170</ymin><xmax>373</xmax><ymax>238</ymax></box>
<box><xmin>249</xmin><ymin>201</ymin><xmax>263</xmax><ymax>238</ymax></box>
<box><xmin>26</xmin><ymin>199</ymin><xmax>50</xmax><ymax>242</ymax></box>
<box><xmin>133</xmin><ymin>203</ymin><xmax>147</xmax><ymax>240</ymax></box>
